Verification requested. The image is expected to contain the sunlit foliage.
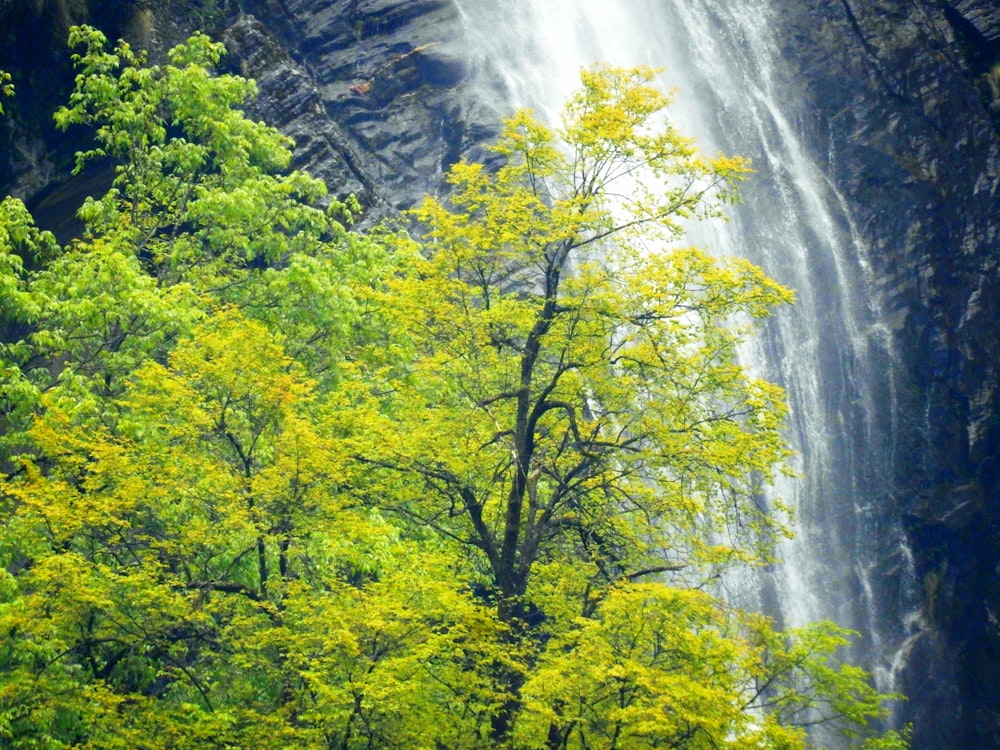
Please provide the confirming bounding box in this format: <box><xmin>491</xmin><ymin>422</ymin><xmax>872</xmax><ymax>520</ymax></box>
<box><xmin>0</xmin><ymin>30</ymin><xmax>907</xmax><ymax>750</ymax></box>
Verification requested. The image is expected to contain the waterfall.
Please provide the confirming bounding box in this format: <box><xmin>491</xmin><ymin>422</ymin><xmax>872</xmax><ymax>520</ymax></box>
<box><xmin>454</xmin><ymin>0</ymin><xmax>920</xmax><ymax>717</ymax></box>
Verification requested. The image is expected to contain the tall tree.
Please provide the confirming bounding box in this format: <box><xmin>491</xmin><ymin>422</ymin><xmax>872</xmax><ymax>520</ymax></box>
<box><xmin>352</xmin><ymin>65</ymin><xmax>903</xmax><ymax>747</ymax></box>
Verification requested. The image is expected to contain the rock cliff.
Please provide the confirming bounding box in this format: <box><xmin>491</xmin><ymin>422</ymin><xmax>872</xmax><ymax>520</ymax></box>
<box><xmin>0</xmin><ymin>0</ymin><xmax>501</xmax><ymax>227</ymax></box>
<box><xmin>2</xmin><ymin>1</ymin><xmax>1000</xmax><ymax>747</ymax></box>
<box><xmin>773</xmin><ymin>1</ymin><xmax>1000</xmax><ymax>747</ymax></box>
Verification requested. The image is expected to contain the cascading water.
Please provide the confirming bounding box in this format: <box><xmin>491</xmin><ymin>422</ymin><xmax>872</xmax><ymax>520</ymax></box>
<box><xmin>454</xmin><ymin>0</ymin><xmax>921</xmax><ymax>733</ymax></box>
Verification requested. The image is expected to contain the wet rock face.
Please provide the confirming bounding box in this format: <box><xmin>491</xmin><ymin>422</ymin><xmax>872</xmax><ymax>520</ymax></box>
<box><xmin>772</xmin><ymin>1</ymin><xmax>1000</xmax><ymax>747</ymax></box>
<box><xmin>949</xmin><ymin>1</ymin><xmax>1000</xmax><ymax>52</ymax></box>
<box><xmin>1</xmin><ymin>0</ymin><xmax>503</xmax><ymax>224</ymax></box>
<box><xmin>221</xmin><ymin>15</ymin><xmax>376</xmax><ymax>206</ymax></box>
<box><xmin>235</xmin><ymin>0</ymin><xmax>503</xmax><ymax>209</ymax></box>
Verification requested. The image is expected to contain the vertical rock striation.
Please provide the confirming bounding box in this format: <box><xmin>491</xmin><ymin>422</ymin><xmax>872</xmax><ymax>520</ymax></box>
<box><xmin>232</xmin><ymin>0</ymin><xmax>502</xmax><ymax>209</ymax></box>
<box><xmin>773</xmin><ymin>1</ymin><xmax>1000</xmax><ymax>747</ymax></box>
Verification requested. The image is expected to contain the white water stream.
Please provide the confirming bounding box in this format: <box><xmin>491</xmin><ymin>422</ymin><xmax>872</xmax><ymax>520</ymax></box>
<box><xmin>453</xmin><ymin>0</ymin><xmax>923</xmax><ymax>715</ymax></box>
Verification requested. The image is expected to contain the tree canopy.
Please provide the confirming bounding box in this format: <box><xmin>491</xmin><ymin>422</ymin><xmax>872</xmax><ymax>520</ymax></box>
<box><xmin>0</xmin><ymin>28</ymin><xmax>907</xmax><ymax>749</ymax></box>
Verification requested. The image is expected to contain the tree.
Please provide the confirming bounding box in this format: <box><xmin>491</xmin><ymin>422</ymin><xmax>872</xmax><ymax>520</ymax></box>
<box><xmin>52</xmin><ymin>25</ymin><xmax>324</xmax><ymax>291</ymax></box>
<box><xmin>3</xmin><ymin>308</ymin><xmax>503</xmax><ymax>747</ymax></box>
<box><xmin>515</xmin><ymin>585</ymin><xmax>897</xmax><ymax>749</ymax></box>
<box><xmin>50</xmin><ymin>25</ymin><xmax>388</xmax><ymax>373</ymax></box>
<box><xmin>0</xmin><ymin>26</ymin><xmax>387</xmax><ymax>462</ymax></box>
<box><xmin>0</xmin><ymin>30</ymin><xmax>906</xmax><ymax>748</ymax></box>
<box><xmin>349</xmin><ymin>65</ymin><xmax>905</xmax><ymax>747</ymax></box>
<box><xmin>0</xmin><ymin>27</ymin><xmax>425</xmax><ymax>748</ymax></box>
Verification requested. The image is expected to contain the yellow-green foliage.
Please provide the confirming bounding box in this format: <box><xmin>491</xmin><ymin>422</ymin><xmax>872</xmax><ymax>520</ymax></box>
<box><xmin>0</xmin><ymin>31</ymin><xmax>907</xmax><ymax>750</ymax></box>
<box><xmin>0</xmin><ymin>70</ymin><xmax>12</xmax><ymax>115</ymax></box>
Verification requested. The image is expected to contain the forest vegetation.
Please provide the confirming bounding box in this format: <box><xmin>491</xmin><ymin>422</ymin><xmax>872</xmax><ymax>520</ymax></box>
<box><xmin>0</xmin><ymin>26</ymin><xmax>909</xmax><ymax>749</ymax></box>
